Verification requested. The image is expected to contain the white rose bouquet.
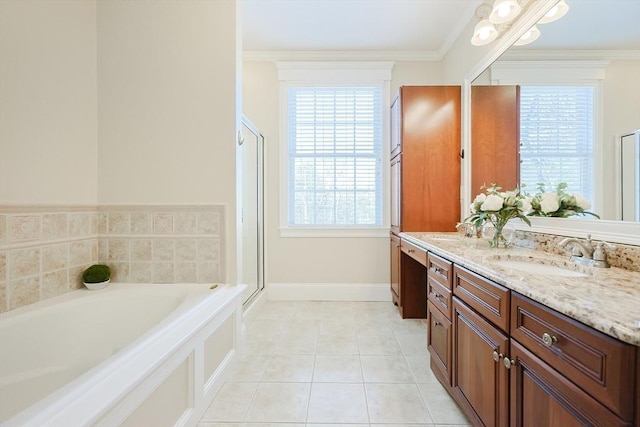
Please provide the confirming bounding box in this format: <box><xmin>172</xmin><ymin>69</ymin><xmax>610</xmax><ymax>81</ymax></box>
<box><xmin>527</xmin><ymin>183</ymin><xmax>599</xmax><ymax>218</ymax></box>
<box><xmin>465</xmin><ymin>184</ymin><xmax>531</xmax><ymax>248</ymax></box>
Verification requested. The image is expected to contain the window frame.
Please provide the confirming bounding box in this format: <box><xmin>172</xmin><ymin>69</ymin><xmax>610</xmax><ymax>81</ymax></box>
<box><xmin>277</xmin><ymin>62</ymin><xmax>393</xmax><ymax>238</ymax></box>
<box><xmin>489</xmin><ymin>60</ymin><xmax>606</xmax><ymax>215</ymax></box>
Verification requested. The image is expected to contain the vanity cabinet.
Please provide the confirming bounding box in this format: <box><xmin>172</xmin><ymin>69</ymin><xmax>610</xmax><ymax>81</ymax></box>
<box><xmin>389</xmin><ymin>86</ymin><xmax>461</xmax><ymax>234</ymax></box>
<box><xmin>427</xmin><ymin>253</ymin><xmax>454</xmax><ymax>384</ymax></box>
<box><xmin>397</xmin><ymin>239</ymin><xmax>427</xmax><ymax>318</ymax></box>
<box><xmin>452</xmin><ymin>266</ymin><xmax>510</xmax><ymax>427</ymax></box>
<box><xmin>424</xmin><ymin>249</ymin><xmax>639</xmax><ymax>427</ymax></box>
<box><xmin>511</xmin><ymin>293</ymin><xmax>636</xmax><ymax>425</ymax></box>
<box><xmin>390</xmin><ymin>86</ymin><xmax>461</xmax><ymax>317</ymax></box>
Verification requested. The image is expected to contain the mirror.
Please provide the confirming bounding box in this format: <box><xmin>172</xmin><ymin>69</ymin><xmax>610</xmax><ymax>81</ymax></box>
<box><xmin>470</xmin><ymin>0</ymin><xmax>640</xmax><ymax>223</ymax></box>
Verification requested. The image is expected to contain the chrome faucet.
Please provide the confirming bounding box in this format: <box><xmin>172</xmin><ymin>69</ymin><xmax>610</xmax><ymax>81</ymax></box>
<box><xmin>558</xmin><ymin>234</ymin><xmax>614</xmax><ymax>268</ymax></box>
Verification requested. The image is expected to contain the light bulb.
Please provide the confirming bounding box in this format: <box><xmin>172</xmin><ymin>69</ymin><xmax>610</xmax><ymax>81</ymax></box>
<box><xmin>471</xmin><ymin>19</ymin><xmax>498</xmax><ymax>46</ymax></box>
<box><xmin>538</xmin><ymin>0</ymin><xmax>569</xmax><ymax>24</ymax></box>
<box><xmin>489</xmin><ymin>0</ymin><xmax>521</xmax><ymax>24</ymax></box>
<box><xmin>514</xmin><ymin>25</ymin><xmax>541</xmax><ymax>46</ymax></box>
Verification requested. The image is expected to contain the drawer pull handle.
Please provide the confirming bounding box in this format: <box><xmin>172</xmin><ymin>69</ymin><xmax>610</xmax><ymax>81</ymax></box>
<box><xmin>542</xmin><ymin>332</ymin><xmax>558</xmax><ymax>347</ymax></box>
<box><xmin>503</xmin><ymin>357</ymin><xmax>516</xmax><ymax>369</ymax></box>
<box><xmin>432</xmin><ymin>292</ymin><xmax>441</xmax><ymax>299</ymax></box>
<box><xmin>433</xmin><ymin>320</ymin><xmax>440</xmax><ymax>326</ymax></box>
<box><xmin>492</xmin><ymin>350</ymin><xmax>502</xmax><ymax>362</ymax></box>
<box><xmin>408</xmin><ymin>249</ymin><xmax>415</xmax><ymax>253</ymax></box>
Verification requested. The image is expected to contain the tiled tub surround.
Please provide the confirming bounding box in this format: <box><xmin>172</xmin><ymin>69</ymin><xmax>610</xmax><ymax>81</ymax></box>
<box><xmin>402</xmin><ymin>232</ymin><xmax>640</xmax><ymax>346</ymax></box>
<box><xmin>0</xmin><ymin>207</ymin><xmax>98</xmax><ymax>313</ymax></box>
<box><xmin>98</xmin><ymin>205</ymin><xmax>225</xmax><ymax>285</ymax></box>
<box><xmin>0</xmin><ymin>205</ymin><xmax>225</xmax><ymax>313</ymax></box>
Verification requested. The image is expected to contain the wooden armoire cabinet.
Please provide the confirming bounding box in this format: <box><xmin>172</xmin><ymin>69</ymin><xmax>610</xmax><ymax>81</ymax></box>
<box><xmin>389</xmin><ymin>86</ymin><xmax>461</xmax><ymax>316</ymax></box>
<box><xmin>471</xmin><ymin>85</ymin><xmax>520</xmax><ymax>196</ymax></box>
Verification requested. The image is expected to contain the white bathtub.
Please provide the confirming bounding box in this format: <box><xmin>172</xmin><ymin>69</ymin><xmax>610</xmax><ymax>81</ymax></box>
<box><xmin>0</xmin><ymin>283</ymin><xmax>245</xmax><ymax>427</ymax></box>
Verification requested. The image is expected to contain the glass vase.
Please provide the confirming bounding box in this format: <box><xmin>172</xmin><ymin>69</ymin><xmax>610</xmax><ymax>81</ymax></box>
<box><xmin>481</xmin><ymin>221</ymin><xmax>514</xmax><ymax>248</ymax></box>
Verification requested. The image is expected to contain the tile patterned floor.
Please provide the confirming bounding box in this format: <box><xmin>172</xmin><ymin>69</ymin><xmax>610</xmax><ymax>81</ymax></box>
<box><xmin>198</xmin><ymin>300</ymin><xmax>471</xmax><ymax>427</ymax></box>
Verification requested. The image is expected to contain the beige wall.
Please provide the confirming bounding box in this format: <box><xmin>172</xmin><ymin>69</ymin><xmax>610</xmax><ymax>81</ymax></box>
<box><xmin>243</xmin><ymin>60</ymin><xmax>444</xmax><ymax>286</ymax></box>
<box><xmin>0</xmin><ymin>0</ymin><xmax>98</xmax><ymax>205</ymax></box>
<box><xmin>96</xmin><ymin>0</ymin><xmax>239</xmax><ymax>282</ymax></box>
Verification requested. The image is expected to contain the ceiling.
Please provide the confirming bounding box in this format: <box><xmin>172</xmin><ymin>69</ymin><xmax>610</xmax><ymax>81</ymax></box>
<box><xmin>242</xmin><ymin>0</ymin><xmax>640</xmax><ymax>58</ymax></box>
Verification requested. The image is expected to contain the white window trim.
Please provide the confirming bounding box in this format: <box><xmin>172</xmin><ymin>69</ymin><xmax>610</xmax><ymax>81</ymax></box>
<box><xmin>277</xmin><ymin>62</ymin><xmax>394</xmax><ymax>238</ymax></box>
<box><xmin>489</xmin><ymin>60</ymin><xmax>607</xmax><ymax>216</ymax></box>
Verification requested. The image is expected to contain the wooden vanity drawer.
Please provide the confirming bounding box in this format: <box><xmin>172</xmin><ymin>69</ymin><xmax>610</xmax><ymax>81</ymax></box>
<box><xmin>511</xmin><ymin>293</ymin><xmax>636</xmax><ymax>421</ymax></box>
<box><xmin>428</xmin><ymin>278</ymin><xmax>452</xmax><ymax>319</ymax></box>
<box><xmin>453</xmin><ymin>265</ymin><xmax>510</xmax><ymax>332</ymax></box>
<box><xmin>401</xmin><ymin>239</ymin><xmax>427</xmax><ymax>266</ymax></box>
<box><xmin>427</xmin><ymin>252</ymin><xmax>452</xmax><ymax>289</ymax></box>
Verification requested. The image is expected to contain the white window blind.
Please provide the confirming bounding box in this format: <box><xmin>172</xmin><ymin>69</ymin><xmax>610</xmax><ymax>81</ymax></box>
<box><xmin>287</xmin><ymin>86</ymin><xmax>383</xmax><ymax>226</ymax></box>
<box><xmin>520</xmin><ymin>85</ymin><xmax>595</xmax><ymax>201</ymax></box>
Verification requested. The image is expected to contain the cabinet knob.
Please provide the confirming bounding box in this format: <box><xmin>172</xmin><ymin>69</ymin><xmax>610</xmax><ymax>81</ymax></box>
<box><xmin>503</xmin><ymin>357</ymin><xmax>516</xmax><ymax>369</ymax></box>
<box><xmin>492</xmin><ymin>350</ymin><xmax>502</xmax><ymax>362</ymax></box>
<box><xmin>433</xmin><ymin>320</ymin><xmax>440</xmax><ymax>326</ymax></box>
<box><xmin>542</xmin><ymin>332</ymin><xmax>558</xmax><ymax>347</ymax></box>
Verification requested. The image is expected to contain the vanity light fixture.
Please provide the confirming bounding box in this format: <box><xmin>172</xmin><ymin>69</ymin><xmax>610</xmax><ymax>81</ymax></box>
<box><xmin>538</xmin><ymin>0</ymin><xmax>569</xmax><ymax>24</ymax></box>
<box><xmin>470</xmin><ymin>0</ymin><xmax>569</xmax><ymax>47</ymax></box>
<box><xmin>513</xmin><ymin>24</ymin><xmax>540</xmax><ymax>46</ymax></box>
<box><xmin>471</xmin><ymin>3</ymin><xmax>499</xmax><ymax>46</ymax></box>
<box><xmin>489</xmin><ymin>0</ymin><xmax>522</xmax><ymax>24</ymax></box>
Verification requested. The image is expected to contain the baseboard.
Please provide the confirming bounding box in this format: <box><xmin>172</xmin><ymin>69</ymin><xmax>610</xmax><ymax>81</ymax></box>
<box><xmin>268</xmin><ymin>282</ymin><xmax>392</xmax><ymax>301</ymax></box>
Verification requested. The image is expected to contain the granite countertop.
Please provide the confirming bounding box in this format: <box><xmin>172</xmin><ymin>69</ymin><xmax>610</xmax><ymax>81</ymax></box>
<box><xmin>401</xmin><ymin>232</ymin><xmax>640</xmax><ymax>346</ymax></box>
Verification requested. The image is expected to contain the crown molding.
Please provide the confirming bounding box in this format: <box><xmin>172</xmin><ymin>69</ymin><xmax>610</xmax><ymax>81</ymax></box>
<box><xmin>243</xmin><ymin>50</ymin><xmax>441</xmax><ymax>62</ymax></box>
<box><xmin>502</xmin><ymin>49</ymin><xmax>640</xmax><ymax>61</ymax></box>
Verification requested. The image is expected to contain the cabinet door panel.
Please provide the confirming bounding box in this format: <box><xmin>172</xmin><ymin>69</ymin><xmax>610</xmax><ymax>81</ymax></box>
<box><xmin>428</xmin><ymin>301</ymin><xmax>452</xmax><ymax>385</ymax></box>
<box><xmin>511</xmin><ymin>293</ymin><xmax>635</xmax><ymax>421</ymax></box>
<box><xmin>390</xmin><ymin>155</ymin><xmax>401</xmax><ymax>234</ymax></box>
<box><xmin>390</xmin><ymin>234</ymin><xmax>401</xmax><ymax>305</ymax></box>
<box><xmin>399</xmin><ymin>86</ymin><xmax>461</xmax><ymax>232</ymax></box>
<box><xmin>471</xmin><ymin>85</ymin><xmax>520</xmax><ymax>195</ymax></box>
<box><xmin>510</xmin><ymin>341</ymin><xmax>629</xmax><ymax>427</ymax></box>
<box><xmin>453</xmin><ymin>297</ymin><xmax>509</xmax><ymax>427</ymax></box>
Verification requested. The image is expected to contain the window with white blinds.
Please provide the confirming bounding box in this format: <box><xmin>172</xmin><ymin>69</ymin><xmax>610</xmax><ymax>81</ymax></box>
<box><xmin>287</xmin><ymin>86</ymin><xmax>383</xmax><ymax>226</ymax></box>
<box><xmin>519</xmin><ymin>85</ymin><xmax>595</xmax><ymax>201</ymax></box>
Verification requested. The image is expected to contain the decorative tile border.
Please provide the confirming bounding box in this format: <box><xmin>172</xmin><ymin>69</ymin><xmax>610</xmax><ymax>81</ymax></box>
<box><xmin>0</xmin><ymin>204</ymin><xmax>226</xmax><ymax>313</ymax></box>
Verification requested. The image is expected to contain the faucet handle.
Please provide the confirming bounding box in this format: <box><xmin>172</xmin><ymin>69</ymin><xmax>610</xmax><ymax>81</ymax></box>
<box><xmin>593</xmin><ymin>241</ymin><xmax>615</xmax><ymax>268</ymax></box>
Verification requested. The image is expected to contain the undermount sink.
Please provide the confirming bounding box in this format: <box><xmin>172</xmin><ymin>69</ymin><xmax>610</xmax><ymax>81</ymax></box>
<box><xmin>488</xmin><ymin>257</ymin><xmax>591</xmax><ymax>277</ymax></box>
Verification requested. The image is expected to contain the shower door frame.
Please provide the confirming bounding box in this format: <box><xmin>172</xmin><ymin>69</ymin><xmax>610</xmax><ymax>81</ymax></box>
<box><xmin>239</xmin><ymin>115</ymin><xmax>266</xmax><ymax>306</ymax></box>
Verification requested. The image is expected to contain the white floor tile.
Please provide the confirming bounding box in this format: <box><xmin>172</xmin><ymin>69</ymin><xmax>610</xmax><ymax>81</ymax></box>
<box><xmin>316</xmin><ymin>334</ymin><xmax>359</xmax><ymax>355</ymax></box>
<box><xmin>273</xmin><ymin>333</ymin><xmax>318</xmax><ymax>355</ymax></box>
<box><xmin>244</xmin><ymin>382</ymin><xmax>311</xmax><ymax>423</ymax></box>
<box><xmin>313</xmin><ymin>355</ymin><xmax>363</xmax><ymax>382</ymax></box>
<box><xmin>365</xmin><ymin>383</ymin><xmax>432</xmax><ymax>424</ymax></box>
<box><xmin>361</xmin><ymin>355</ymin><xmax>414</xmax><ymax>383</ymax></box>
<box><xmin>262</xmin><ymin>354</ymin><xmax>315</xmax><ymax>382</ymax></box>
<box><xmin>405</xmin><ymin>355</ymin><xmax>439</xmax><ymax>384</ymax></box>
<box><xmin>418</xmin><ymin>382</ymin><xmax>470</xmax><ymax>424</ymax></box>
<box><xmin>201</xmin><ymin>382</ymin><xmax>259</xmax><ymax>422</ymax></box>
<box><xmin>198</xmin><ymin>301</ymin><xmax>469</xmax><ymax>427</ymax></box>
<box><xmin>307</xmin><ymin>383</ymin><xmax>369</xmax><ymax>423</ymax></box>
<box><xmin>357</xmin><ymin>334</ymin><xmax>402</xmax><ymax>355</ymax></box>
<box><xmin>395</xmin><ymin>333</ymin><xmax>428</xmax><ymax>356</ymax></box>
<box><xmin>226</xmin><ymin>354</ymin><xmax>268</xmax><ymax>381</ymax></box>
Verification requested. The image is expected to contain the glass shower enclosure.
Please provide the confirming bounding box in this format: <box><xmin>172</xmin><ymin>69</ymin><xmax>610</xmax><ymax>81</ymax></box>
<box><xmin>238</xmin><ymin>115</ymin><xmax>265</xmax><ymax>305</ymax></box>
